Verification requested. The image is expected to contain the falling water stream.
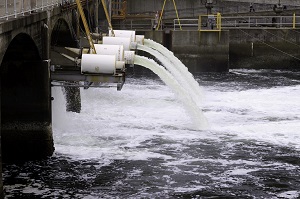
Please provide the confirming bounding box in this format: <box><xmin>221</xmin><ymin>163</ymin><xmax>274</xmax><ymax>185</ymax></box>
<box><xmin>144</xmin><ymin>39</ymin><xmax>203</xmax><ymax>102</ymax></box>
<box><xmin>137</xmin><ymin>44</ymin><xmax>203</xmax><ymax>106</ymax></box>
<box><xmin>134</xmin><ymin>55</ymin><xmax>207</xmax><ymax>130</ymax></box>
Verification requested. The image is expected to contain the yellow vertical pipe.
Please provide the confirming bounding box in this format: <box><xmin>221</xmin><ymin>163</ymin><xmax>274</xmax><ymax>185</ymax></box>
<box><xmin>216</xmin><ymin>13</ymin><xmax>219</xmax><ymax>29</ymax></box>
<box><xmin>217</xmin><ymin>12</ymin><xmax>222</xmax><ymax>30</ymax></box>
<box><xmin>198</xmin><ymin>15</ymin><xmax>202</xmax><ymax>31</ymax></box>
<box><xmin>220</xmin><ymin>13</ymin><xmax>222</xmax><ymax>30</ymax></box>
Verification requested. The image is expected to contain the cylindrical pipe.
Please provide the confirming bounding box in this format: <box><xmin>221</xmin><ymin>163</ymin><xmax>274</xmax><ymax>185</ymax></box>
<box><xmin>103</xmin><ymin>36</ymin><xmax>131</xmax><ymax>50</ymax></box>
<box><xmin>94</xmin><ymin>44</ymin><xmax>124</xmax><ymax>61</ymax></box>
<box><xmin>109</xmin><ymin>30</ymin><xmax>136</xmax><ymax>42</ymax></box>
<box><xmin>81</xmin><ymin>54</ymin><xmax>116</xmax><ymax>74</ymax></box>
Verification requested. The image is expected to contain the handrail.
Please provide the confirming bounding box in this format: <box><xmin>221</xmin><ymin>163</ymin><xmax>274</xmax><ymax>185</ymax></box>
<box><xmin>0</xmin><ymin>0</ymin><xmax>61</xmax><ymax>20</ymax></box>
<box><xmin>173</xmin><ymin>14</ymin><xmax>300</xmax><ymax>30</ymax></box>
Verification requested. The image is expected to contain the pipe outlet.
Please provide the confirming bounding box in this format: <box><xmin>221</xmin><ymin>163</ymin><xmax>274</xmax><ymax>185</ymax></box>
<box><xmin>135</xmin><ymin>35</ymin><xmax>145</xmax><ymax>45</ymax></box>
<box><xmin>124</xmin><ymin>51</ymin><xmax>135</xmax><ymax>65</ymax></box>
<box><xmin>116</xmin><ymin>61</ymin><xmax>125</xmax><ymax>70</ymax></box>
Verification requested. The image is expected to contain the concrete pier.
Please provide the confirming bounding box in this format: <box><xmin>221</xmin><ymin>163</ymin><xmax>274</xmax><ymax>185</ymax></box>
<box><xmin>171</xmin><ymin>30</ymin><xmax>229</xmax><ymax>72</ymax></box>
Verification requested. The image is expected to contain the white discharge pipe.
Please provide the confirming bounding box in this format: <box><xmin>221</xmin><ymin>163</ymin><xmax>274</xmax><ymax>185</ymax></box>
<box><xmin>94</xmin><ymin>44</ymin><xmax>124</xmax><ymax>61</ymax></box>
<box><xmin>103</xmin><ymin>36</ymin><xmax>132</xmax><ymax>51</ymax></box>
<box><xmin>81</xmin><ymin>54</ymin><xmax>116</xmax><ymax>74</ymax></box>
<box><xmin>109</xmin><ymin>30</ymin><xmax>136</xmax><ymax>42</ymax></box>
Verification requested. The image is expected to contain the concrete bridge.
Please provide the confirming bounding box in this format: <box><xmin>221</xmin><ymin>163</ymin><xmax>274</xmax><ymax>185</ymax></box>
<box><xmin>0</xmin><ymin>1</ymin><xmax>104</xmax><ymax>196</ymax></box>
<box><xmin>0</xmin><ymin>0</ymin><xmax>94</xmax><ymax>159</ymax></box>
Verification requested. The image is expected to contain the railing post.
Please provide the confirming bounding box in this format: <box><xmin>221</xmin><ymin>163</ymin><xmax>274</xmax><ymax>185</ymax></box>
<box><xmin>22</xmin><ymin>0</ymin><xmax>24</xmax><ymax>16</ymax></box>
<box><xmin>14</xmin><ymin>0</ymin><xmax>17</xmax><ymax>18</ymax></box>
<box><xmin>249</xmin><ymin>16</ymin><xmax>250</xmax><ymax>27</ymax></box>
<box><xmin>5</xmin><ymin>0</ymin><xmax>8</xmax><ymax>20</ymax></box>
<box><xmin>198</xmin><ymin>15</ymin><xmax>201</xmax><ymax>31</ymax></box>
<box><xmin>293</xmin><ymin>13</ymin><xmax>296</xmax><ymax>29</ymax></box>
<box><xmin>216</xmin><ymin>12</ymin><xmax>221</xmax><ymax>30</ymax></box>
<box><xmin>174</xmin><ymin>19</ymin><xmax>175</xmax><ymax>30</ymax></box>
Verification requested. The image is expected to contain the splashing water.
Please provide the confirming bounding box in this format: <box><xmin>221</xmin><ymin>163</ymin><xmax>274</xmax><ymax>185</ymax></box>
<box><xmin>137</xmin><ymin>44</ymin><xmax>202</xmax><ymax>106</ymax></box>
<box><xmin>144</xmin><ymin>39</ymin><xmax>203</xmax><ymax>102</ymax></box>
<box><xmin>134</xmin><ymin>55</ymin><xmax>208</xmax><ymax>130</ymax></box>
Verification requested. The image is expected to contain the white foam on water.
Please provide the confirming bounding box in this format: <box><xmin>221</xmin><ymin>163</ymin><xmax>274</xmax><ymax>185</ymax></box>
<box><xmin>31</xmin><ymin>71</ymin><xmax>300</xmax><ymax>197</ymax></box>
<box><xmin>277</xmin><ymin>191</ymin><xmax>300</xmax><ymax>199</ymax></box>
<box><xmin>51</xmin><ymin>78</ymin><xmax>300</xmax><ymax>162</ymax></box>
<box><xmin>52</xmin><ymin>79</ymin><xmax>200</xmax><ymax>161</ymax></box>
<box><xmin>204</xmin><ymin>84</ymin><xmax>300</xmax><ymax>149</ymax></box>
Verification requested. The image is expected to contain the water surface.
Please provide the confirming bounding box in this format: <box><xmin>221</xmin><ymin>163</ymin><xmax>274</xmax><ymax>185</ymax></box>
<box><xmin>3</xmin><ymin>69</ymin><xmax>300</xmax><ymax>198</ymax></box>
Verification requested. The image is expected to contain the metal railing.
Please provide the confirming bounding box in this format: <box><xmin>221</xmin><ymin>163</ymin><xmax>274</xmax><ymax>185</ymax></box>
<box><xmin>220</xmin><ymin>15</ymin><xmax>300</xmax><ymax>28</ymax></box>
<box><xmin>101</xmin><ymin>14</ymin><xmax>300</xmax><ymax>31</ymax></box>
<box><xmin>0</xmin><ymin>0</ymin><xmax>62</xmax><ymax>20</ymax></box>
<box><xmin>173</xmin><ymin>15</ymin><xmax>300</xmax><ymax>30</ymax></box>
<box><xmin>174</xmin><ymin>18</ymin><xmax>199</xmax><ymax>30</ymax></box>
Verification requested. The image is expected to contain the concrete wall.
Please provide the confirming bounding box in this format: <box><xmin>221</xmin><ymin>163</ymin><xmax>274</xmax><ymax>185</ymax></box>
<box><xmin>229</xmin><ymin>28</ymin><xmax>300</xmax><ymax>69</ymax></box>
<box><xmin>171</xmin><ymin>30</ymin><xmax>229</xmax><ymax>72</ymax></box>
<box><xmin>137</xmin><ymin>28</ymin><xmax>300</xmax><ymax>71</ymax></box>
<box><xmin>126</xmin><ymin>0</ymin><xmax>207</xmax><ymax>19</ymax></box>
<box><xmin>126</xmin><ymin>0</ymin><xmax>300</xmax><ymax>21</ymax></box>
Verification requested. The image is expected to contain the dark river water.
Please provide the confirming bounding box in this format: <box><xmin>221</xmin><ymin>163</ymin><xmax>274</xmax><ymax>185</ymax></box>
<box><xmin>3</xmin><ymin>69</ymin><xmax>300</xmax><ymax>198</ymax></box>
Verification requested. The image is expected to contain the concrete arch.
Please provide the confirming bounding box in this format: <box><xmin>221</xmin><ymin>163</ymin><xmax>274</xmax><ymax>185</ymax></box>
<box><xmin>51</xmin><ymin>18</ymin><xmax>78</xmax><ymax>47</ymax></box>
<box><xmin>0</xmin><ymin>33</ymin><xmax>54</xmax><ymax>162</ymax></box>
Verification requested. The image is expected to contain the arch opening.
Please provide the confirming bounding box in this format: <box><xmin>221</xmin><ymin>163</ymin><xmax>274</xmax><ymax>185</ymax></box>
<box><xmin>51</xmin><ymin>18</ymin><xmax>78</xmax><ymax>48</ymax></box>
<box><xmin>0</xmin><ymin>33</ymin><xmax>53</xmax><ymax>161</ymax></box>
<box><xmin>1</xmin><ymin>33</ymin><xmax>49</xmax><ymax>123</ymax></box>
